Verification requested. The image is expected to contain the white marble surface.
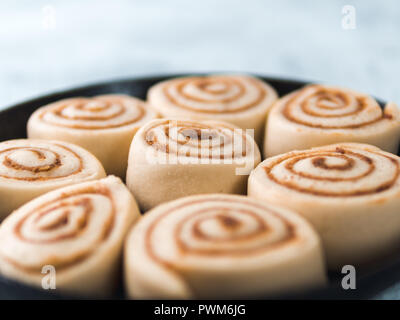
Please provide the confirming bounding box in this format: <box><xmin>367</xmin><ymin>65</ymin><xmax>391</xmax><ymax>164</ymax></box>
<box><xmin>0</xmin><ymin>0</ymin><xmax>399</xmax><ymax>109</ymax></box>
<box><xmin>0</xmin><ymin>0</ymin><xmax>400</xmax><ymax>299</ymax></box>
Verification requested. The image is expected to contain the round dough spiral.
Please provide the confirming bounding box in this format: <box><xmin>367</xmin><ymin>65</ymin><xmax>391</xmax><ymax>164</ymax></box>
<box><xmin>264</xmin><ymin>85</ymin><xmax>400</xmax><ymax>157</ymax></box>
<box><xmin>124</xmin><ymin>194</ymin><xmax>326</xmax><ymax>299</ymax></box>
<box><xmin>0</xmin><ymin>176</ymin><xmax>140</xmax><ymax>297</ymax></box>
<box><xmin>27</xmin><ymin>94</ymin><xmax>158</xmax><ymax>177</ymax></box>
<box><xmin>126</xmin><ymin>119</ymin><xmax>261</xmax><ymax>211</ymax></box>
<box><xmin>147</xmin><ymin>75</ymin><xmax>278</xmax><ymax>144</ymax></box>
<box><xmin>0</xmin><ymin>139</ymin><xmax>105</xmax><ymax>220</ymax></box>
<box><xmin>249</xmin><ymin>143</ymin><xmax>400</xmax><ymax>269</ymax></box>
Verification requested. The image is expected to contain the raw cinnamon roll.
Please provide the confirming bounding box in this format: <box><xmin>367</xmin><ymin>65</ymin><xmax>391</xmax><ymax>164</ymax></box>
<box><xmin>27</xmin><ymin>94</ymin><xmax>158</xmax><ymax>177</ymax></box>
<box><xmin>126</xmin><ymin>119</ymin><xmax>261</xmax><ymax>211</ymax></box>
<box><xmin>264</xmin><ymin>85</ymin><xmax>400</xmax><ymax>157</ymax></box>
<box><xmin>0</xmin><ymin>139</ymin><xmax>105</xmax><ymax>220</ymax></box>
<box><xmin>147</xmin><ymin>75</ymin><xmax>278</xmax><ymax>144</ymax></box>
<box><xmin>0</xmin><ymin>176</ymin><xmax>140</xmax><ymax>297</ymax></box>
<box><xmin>249</xmin><ymin>143</ymin><xmax>400</xmax><ymax>269</ymax></box>
<box><xmin>124</xmin><ymin>194</ymin><xmax>326</xmax><ymax>299</ymax></box>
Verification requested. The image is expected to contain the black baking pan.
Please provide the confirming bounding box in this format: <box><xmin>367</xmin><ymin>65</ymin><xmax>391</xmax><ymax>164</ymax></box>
<box><xmin>0</xmin><ymin>74</ymin><xmax>399</xmax><ymax>300</ymax></box>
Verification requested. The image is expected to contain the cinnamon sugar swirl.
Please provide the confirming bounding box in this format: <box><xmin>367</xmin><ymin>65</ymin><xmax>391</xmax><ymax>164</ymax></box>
<box><xmin>264</xmin><ymin>85</ymin><xmax>400</xmax><ymax>157</ymax></box>
<box><xmin>0</xmin><ymin>139</ymin><xmax>105</xmax><ymax>220</ymax></box>
<box><xmin>147</xmin><ymin>75</ymin><xmax>278</xmax><ymax>144</ymax></box>
<box><xmin>249</xmin><ymin>143</ymin><xmax>400</xmax><ymax>269</ymax></box>
<box><xmin>126</xmin><ymin>119</ymin><xmax>261</xmax><ymax>211</ymax></box>
<box><xmin>0</xmin><ymin>176</ymin><xmax>140</xmax><ymax>296</ymax></box>
<box><xmin>27</xmin><ymin>94</ymin><xmax>158</xmax><ymax>177</ymax></box>
<box><xmin>124</xmin><ymin>194</ymin><xmax>326</xmax><ymax>299</ymax></box>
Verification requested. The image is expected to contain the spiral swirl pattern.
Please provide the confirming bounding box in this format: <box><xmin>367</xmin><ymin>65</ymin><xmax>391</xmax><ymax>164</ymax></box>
<box><xmin>0</xmin><ymin>185</ymin><xmax>114</xmax><ymax>272</ymax></box>
<box><xmin>125</xmin><ymin>194</ymin><xmax>325</xmax><ymax>298</ymax></box>
<box><xmin>250</xmin><ymin>143</ymin><xmax>400</xmax><ymax>270</ymax></box>
<box><xmin>280</xmin><ymin>84</ymin><xmax>393</xmax><ymax>129</ymax></box>
<box><xmin>258</xmin><ymin>143</ymin><xmax>400</xmax><ymax>197</ymax></box>
<box><xmin>148</xmin><ymin>75</ymin><xmax>278</xmax><ymax>144</ymax></box>
<box><xmin>36</xmin><ymin>94</ymin><xmax>151</xmax><ymax>129</ymax></box>
<box><xmin>0</xmin><ymin>140</ymin><xmax>104</xmax><ymax>183</ymax></box>
<box><xmin>0</xmin><ymin>176</ymin><xmax>139</xmax><ymax>295</ymax></box>
<box><xmin>143</xmin><ymin>119</ymin><xmax>254</xmax><ymax>160</ymax></box>
<box><xmin>157</xmin><ymin>75</ymin><xmax>271</xmax><ymax>114</ymax></box>
<box><xmin>147</xmin><ymin>196</ymin><xmax>297</xmax><ymax>259</ymax></box>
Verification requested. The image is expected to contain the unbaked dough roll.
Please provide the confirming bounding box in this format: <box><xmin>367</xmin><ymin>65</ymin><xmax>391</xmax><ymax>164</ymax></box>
<box><xmin>249</xmin><ymin>143</ymin><xmax>400</xmax><ymax>269</ymax></box>
<box><xmin>147</xmin><ymin>75</ymin><xmax>278</xmax><ymax>144</ymax></box>
<box><xmin>0</xmin><ymin>176</ymin><xmax>140</xmax><ymax>297</ymax></box>
<box><xmin>124</xmin><ymin>194</ymin><xmax>326</xmax><ymax>299</ymax></box>
<box><xmin>126</xmin><ymin>119</ymin><xmax>261</xmax><ymax>211</ymax></box>
<box><xmin>27</xmin><ymin>94</ymin><xmax>158</xmax><ymax>177</ymax></box>
<box><xmin>0</xmin><ymin>139</ymin><xmax>106</xmax><ymax>220</ymax></box>
<box><xmin>264</xmin><ymin>84</ymin><xmax>400</xmax><ymax>157</ymax></box>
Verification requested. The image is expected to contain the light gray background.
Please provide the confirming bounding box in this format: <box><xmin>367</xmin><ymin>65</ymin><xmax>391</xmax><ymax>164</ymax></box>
<box><xmin>0</xmin><ymin>0</ymin><xmax>399</xmax><ymax>299</ymax></box>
